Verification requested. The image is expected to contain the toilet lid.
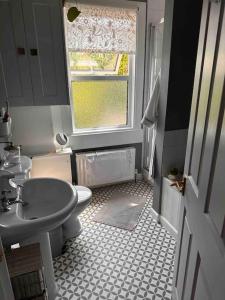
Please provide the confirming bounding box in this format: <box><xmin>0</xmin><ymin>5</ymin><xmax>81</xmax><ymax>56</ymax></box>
<box><xmin>73</xmin><ymin>185</ymin><xmax>92</xmax><ymax>203</ymax></box>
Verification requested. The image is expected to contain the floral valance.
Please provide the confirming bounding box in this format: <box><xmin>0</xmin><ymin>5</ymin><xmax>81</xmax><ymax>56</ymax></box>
<box><xmin>64</xmin><ymin>2</ymin><xmax>137</xmax><ymax>54</ymax></box>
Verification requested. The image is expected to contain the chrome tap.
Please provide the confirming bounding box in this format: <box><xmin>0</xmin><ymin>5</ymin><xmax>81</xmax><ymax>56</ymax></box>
<box><xmin>0</xmin><ymin>172</ymin><xmax>27</xmax><ymax>211</ymax></box>
<box><xmin>8</xmin><ymin>185</ymin><xmax>27</xmax><ymax>206</ymax></box>
<box><xmin>8</xmin><ymin>198</ymin><xmax>26</xmax><ymax>205</ymax></box>
<box><xmin>0</xmin><ymin>186</ymin><xmax>27</xmax><ymax>212</ymax></box>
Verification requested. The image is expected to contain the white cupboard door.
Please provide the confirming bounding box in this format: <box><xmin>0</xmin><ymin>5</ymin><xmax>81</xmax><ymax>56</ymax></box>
<box><xmin>0</xmin><ymin>0</ymin><xmax>33</xmax><ymax>106</ymax></box>
<box><xmin>22</xmin><ymin>0</ymin><xmax>68</xmax><ymax>105</ymax></box>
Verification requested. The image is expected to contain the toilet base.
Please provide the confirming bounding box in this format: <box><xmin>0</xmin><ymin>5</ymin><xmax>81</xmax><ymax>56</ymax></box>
<box><xmin>62</xmin><ymin>216</ymin><xmax>83</xmax><ymax>239</ymax></box>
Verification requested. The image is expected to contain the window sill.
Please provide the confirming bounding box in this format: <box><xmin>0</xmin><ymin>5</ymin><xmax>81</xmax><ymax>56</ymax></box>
<box><xmin>70</xmin><ymin>126</ymin><xmax>134</xmax><ymax>137</ymax></box>
<box><xmin>69</xmin><ymin>127</ymin><xmax>143</xmax><ymax>150</ymax></box>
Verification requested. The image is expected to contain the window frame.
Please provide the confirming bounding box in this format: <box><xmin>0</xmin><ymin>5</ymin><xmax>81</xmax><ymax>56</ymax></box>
<box><xmin>69</xmin><ymin>54</ymin><xmax>135</xmax><ymax>133</ymax></box>
<box><xmin>63</xmin><ymin>0</ymin><xmax>146</xmax><ymax>142</ymax></box>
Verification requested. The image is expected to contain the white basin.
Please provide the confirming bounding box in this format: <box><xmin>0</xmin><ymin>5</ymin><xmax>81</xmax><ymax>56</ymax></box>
<box><xmin>0</xmin><ymin>177</ymin><xmax>77</xmax><ymax>246</ymax></box>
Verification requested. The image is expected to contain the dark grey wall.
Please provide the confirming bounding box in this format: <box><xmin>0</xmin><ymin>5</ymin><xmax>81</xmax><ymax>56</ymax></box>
<box><xmin>165</xmin><ymin>0</ymin><xmax>203</xmax><ymax>131</ymax></box>
<box><xmin>71</xmin><ymin>143</ymin><xmax>142</xmax><ymax>184</ymax></box>
<box><xmin>153</xmin><ymin>0</ymin><xmax>203</xmax><ymax>212</ymax></box>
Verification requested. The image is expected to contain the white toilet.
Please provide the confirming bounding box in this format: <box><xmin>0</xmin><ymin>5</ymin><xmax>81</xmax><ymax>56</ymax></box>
<box><xmin>62</xmin><ymin>185</ymin><xmax>92</xmax><ymax>239</ymax></box>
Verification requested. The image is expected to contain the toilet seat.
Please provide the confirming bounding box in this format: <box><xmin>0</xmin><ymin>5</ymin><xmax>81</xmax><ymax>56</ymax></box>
<box><xmin>73</xmin><ymin>185</ymin><xmax>92</xmax><ymax>205</ymax></box>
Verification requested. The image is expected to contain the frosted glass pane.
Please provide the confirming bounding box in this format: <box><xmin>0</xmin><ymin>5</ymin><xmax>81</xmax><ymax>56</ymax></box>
<box><xmin>72</xmin><ymin>80</ymin><xmax>128</xmax><ymax>129</ymax></box>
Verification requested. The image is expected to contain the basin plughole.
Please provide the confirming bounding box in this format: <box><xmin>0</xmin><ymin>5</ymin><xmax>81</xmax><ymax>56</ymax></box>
<box><xmin>0</xmin><ymin>177</ymin><xmax>78</xmax><ymax>300</ymax></box>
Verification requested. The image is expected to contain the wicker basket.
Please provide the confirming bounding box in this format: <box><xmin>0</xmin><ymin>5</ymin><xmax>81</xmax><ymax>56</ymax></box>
<box><xmin>5</xmin><ymin>244</ymin><xmax>47</xmax><ymax>300</ymax></box>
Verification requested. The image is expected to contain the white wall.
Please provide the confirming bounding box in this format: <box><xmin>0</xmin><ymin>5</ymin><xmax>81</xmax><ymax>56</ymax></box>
<box><xmin>158</xmin><ymin>129</ymin><xmax>187</xmax><ymax>238</ymax></box>
<box><xmin>10</xmin><ymin>106</ymin><xmax>71</xmax><ymax>155</ymax></box>
<box><xmin>161</xmin><ymin>177</ymin><xmax>181</xmax><ymax>237</ymax></box>
<box><xmin>147</xmin><ymin>0</ymin><xmax>165</xmax><ymax>25</ymax></box>
<box><xmin>10</xmin><ymin>106</ymin><xmax>143</xmax><ymax>156</ymax></box>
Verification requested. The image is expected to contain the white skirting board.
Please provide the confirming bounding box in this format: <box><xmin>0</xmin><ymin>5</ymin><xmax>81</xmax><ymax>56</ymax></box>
<box><xmin>150</xmin><ymin>208</ymin><xmax>178</xmax><ymax>239</ymax></box>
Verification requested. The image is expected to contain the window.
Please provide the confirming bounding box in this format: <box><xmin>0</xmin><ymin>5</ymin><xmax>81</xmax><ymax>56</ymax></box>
<box><xmin>64</xmin><ymin>2</ymin><xmax>137</xmax><ymax>133</ymax></box>
<box><xmin>69</xmin><ymin>52</ymin><xmax>132</xmax><ymax>129</ymax></box>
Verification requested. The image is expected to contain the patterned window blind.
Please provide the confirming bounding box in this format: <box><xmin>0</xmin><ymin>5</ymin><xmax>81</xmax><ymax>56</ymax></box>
<box><xmin>64</xmin><ymin>2</ymin><xmax>137</xmax><ymax>54</ymax></box>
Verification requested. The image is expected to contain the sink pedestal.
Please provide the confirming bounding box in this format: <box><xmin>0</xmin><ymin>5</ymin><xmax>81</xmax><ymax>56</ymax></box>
<box><xmin>0</xmin><ymin>177</ymin><xmax>77</xmax><ymax>300</ymax></box>
<box><xmin>21</xmin><ymin>232</ymin><xmax>58</xmax><ymax>300</ymax></box>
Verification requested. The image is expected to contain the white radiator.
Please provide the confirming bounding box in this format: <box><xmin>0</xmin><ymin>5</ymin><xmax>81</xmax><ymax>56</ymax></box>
<box><xmin>76</xmin><ymin>148</ymin><xmax>136</xmax><ymax>187</ymax></box>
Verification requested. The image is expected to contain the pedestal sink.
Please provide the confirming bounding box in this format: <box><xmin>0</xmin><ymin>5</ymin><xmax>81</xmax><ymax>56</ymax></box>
<box><xmin>0</xmin><ymin>177</ymin><xmax>78</xmax><ymax>299</ymax></box>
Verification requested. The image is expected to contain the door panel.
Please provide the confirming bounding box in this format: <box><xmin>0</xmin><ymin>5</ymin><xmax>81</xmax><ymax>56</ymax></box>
<box><xmin>197</xmin><ymin>0</ymin><xmax>225</xmax><ymax>214</ymax></box>
<box><xmin>190</xmin><ymin>2</ymin><xmax>220</xmax><ymax>185</ymax></box>
<box><xmin>198</xmin><ymin>5</ymin><xmax>225</xmax><ymax>236</ymax></box>
<box><xmin>194</xmin><ymin>264</ymin><xmax>211</xmax><ymax>300</ymax></box>
<box><xmin>184</xmin><ymin>0</ymin><xmax>211</xmax><ymax>189</ymax></box>
<box><xmin>183</xmin><ymin>247</ymin><xmax>199</xmax><ymax>300</ymax></box>
<box><xmin>22</xmin><ymin>0</ymin><xmax>68</xmax><ymax>105</ymax></box>
<box><xmin>0</xmin><ymin>0</ymin><xmax>33</xmax><ymax>106</ymax></box>
<box><xmin>208</xmin><ymin>112</ymin><xmax>225</xmax><ymax>235</ymax></box>
<box><xmin>176</xmin><ymin>216</ymin><xmax>192</xmax><ymax>300</ymax></box>
<box><xmin>173</xmin><ymin>0</ymin><xmax>225</xmax><ymax>299</ymax></box>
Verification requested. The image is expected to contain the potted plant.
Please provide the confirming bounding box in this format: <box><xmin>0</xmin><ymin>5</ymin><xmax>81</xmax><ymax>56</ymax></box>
<box><xmin>168</xmin><ymin>167</ymin><xmax>179</xmax><ymax>181</ymax></box>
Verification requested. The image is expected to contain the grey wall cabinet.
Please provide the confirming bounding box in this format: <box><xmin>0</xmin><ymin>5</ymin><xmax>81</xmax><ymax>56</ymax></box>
<box><xmin>0</xmin><ymin>0</ymin><xmax>33</xmax><ymax>106</ymax></box>
<box><xmin>0</xmin><ymin>0</ymin><xmax>68</xmax><ymax>106</ymax></box>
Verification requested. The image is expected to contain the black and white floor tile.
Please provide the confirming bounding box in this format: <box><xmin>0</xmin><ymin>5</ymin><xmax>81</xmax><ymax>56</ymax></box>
<box><xmin>54</xmin><ymin>180</ymin><xmax>176</xmax><ymax>300</ymax></box>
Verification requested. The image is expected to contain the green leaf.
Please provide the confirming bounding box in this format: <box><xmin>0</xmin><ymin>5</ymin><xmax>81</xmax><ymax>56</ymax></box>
<box><xmin>67</xmin><ymin>7</ymin><xmax>81</xmax><ymax>22</ymax></box>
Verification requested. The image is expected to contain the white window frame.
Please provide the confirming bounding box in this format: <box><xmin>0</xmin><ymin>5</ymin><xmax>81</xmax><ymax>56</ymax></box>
<box><xmin>63</xmin><ymin>0</ymin><xmax>146</xmax><ymax>148</ymax></box>
<box><xmin>68</xmin><ymin>54</ymin><xmax>135</xmax><ymax>133</ymax></box>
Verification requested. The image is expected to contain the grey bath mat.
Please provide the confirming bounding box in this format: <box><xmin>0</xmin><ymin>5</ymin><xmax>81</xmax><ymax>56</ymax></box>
<box><xmin>93</xmin><ymin>191</ymin><xmax>147</xmax><ymax>230</ymax></box>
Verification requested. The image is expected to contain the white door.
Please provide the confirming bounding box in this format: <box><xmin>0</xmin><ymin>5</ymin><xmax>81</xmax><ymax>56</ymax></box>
<box><xmin>173</xmin><ymin>0</ymin><xmax>225</xmax><ymax>299</ymax></box>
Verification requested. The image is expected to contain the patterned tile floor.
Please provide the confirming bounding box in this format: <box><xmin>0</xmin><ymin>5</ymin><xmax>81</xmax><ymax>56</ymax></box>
<box><xmin>54</xmin><ymin>180</ymin><xmax>176</xmax><ymax>300</ymax></box>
